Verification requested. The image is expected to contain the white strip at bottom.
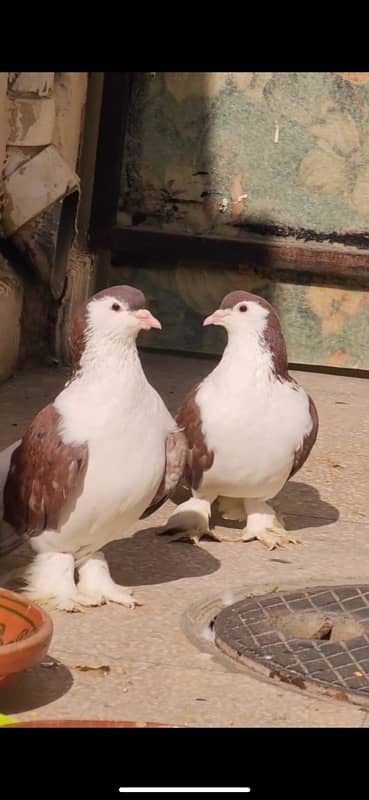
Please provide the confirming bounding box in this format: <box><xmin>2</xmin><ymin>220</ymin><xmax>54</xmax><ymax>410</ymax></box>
<box><xmin>119</xmin><ymin>789</ymin><xmax>251</xmax><ymax>793</ymax></box>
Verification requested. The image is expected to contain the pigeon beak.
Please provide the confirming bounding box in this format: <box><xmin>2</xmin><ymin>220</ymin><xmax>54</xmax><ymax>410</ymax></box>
<box><xmin>134</xmin><ymin>309</ymin><xmax>162</xmax><ymax>330</ymax></box>
<box><xmin>203</xmin><ymin>309</ymin><xmax>229</xmax><ymax>327</ymax></box>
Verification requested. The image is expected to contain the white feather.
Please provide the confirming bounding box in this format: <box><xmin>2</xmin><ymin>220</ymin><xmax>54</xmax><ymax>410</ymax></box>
<box><xmin>196</xmin><ymin>319</ymin><xmax>312</xmax><ymax>501</ymax></box>
<box><xmin>0</xmin><ymin>294</ymin><xmax>177</xmax><ymax>609</ymax></box>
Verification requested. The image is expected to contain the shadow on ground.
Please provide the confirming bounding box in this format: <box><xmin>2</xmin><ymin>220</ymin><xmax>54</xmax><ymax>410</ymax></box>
<box><xmin>167</xmin><ymin>481</ymin><xmax>340</xmax><ymax>534</ymax></box>
<box><xmin>0</xmin><ymin>657</ymin><xmax>73</xmax><ymax>714</ymax></box>
<box><xmin>275</xmin><ymin>481</ymin><xmax>339</xmax><ymax>530</ymax></box>
<box><xmin>105</xmin><ymin>527</ymin><xmax>220</xmax><ymax>588</ymax></box>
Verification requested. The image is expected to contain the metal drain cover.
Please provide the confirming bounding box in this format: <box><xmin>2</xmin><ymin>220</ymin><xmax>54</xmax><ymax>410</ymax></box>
<box><xmin>214</xmin><ymin>585</ymin><xmax>369</xmax><ymax>706</ymax></box>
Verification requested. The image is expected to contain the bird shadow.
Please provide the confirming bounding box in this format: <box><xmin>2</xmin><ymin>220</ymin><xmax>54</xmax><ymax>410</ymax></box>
<box><xmin>0</xmin><ymin>657</ymin><xmax>73</xmax><ymax>715</ymax></box>
<box><xmin>274</xmin><ymin>481</ymin><xmax>339</xmax><ymax>531</ymax></box>
<box><xmin>166</xmin><ymin>481</ymin><xmax>339</xmax><ymax>534</ymax></box>
<box><xmin>104</xmin><ymin>526</ymin><xmax>220</xmax><ymax>588</ymax></box>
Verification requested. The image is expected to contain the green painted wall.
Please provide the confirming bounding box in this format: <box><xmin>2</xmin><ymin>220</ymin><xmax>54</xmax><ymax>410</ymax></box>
<box><xmin>120</xmin><ymin>72</ymin><xmax>369</xmax><ymax>244</ymax></box>
<box><xmin>114</xmin><ymin>73</ymin><xmax>369</xmax><ymax>370</ymax></box>
<box><xmin>110</xmin><ymin>261</ymin><xmax>369</xmax><ymax>370</ymax></box>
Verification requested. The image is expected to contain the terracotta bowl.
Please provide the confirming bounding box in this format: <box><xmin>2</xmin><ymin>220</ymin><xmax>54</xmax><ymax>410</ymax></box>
<box><xmin>0</xmin><ymin>588</ymin><xmax>53</xmax><ymax>688</ymax></box>
<box><xmin>9</xmin><ymin>720</ymin><xmax>177</xmax><ymax>727</ymax></box>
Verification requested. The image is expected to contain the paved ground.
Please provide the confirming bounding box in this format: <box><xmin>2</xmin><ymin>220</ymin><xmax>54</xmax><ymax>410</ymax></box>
<box><xmin>0</xmin><ymin>351</ymin><xmax>369</xmax><ymax>727</ymax></box>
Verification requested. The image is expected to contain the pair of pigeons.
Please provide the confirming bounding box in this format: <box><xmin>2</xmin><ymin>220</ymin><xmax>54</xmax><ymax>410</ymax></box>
<box><xmin>0</xmin><ymin>285</ymin><xmax>318</xmax><ymax>612</ymax></box>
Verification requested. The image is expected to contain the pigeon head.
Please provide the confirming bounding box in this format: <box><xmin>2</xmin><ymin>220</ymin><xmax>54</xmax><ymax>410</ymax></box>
<box><xmin>203</xmin><ymin>290</ymin><xmax>289</xmax><ymax>379</ymax></box>
<box><xmin>203</xmin><ymin>290</ymin><xmax>273</xmax><ymax>335</ymax></box>
<box><xmin>86</xmin><ymin>285</ymin><xmax>161</xmax><ymax>338</ymax></box>
<box><xmin>68</xmin><ymin>285</ymin><xmax>161</xmax><ymax>372</ymax></box>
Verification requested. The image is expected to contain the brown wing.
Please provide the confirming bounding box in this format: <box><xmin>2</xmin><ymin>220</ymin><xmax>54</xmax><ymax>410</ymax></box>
<box><xmin>175</xmin><ymin>385</ymin><xmax>214</xmax><ymax>491</ymax></box>
<box><xmin>289</xmin><ymin>395</ymin><xmax>319</xmax><ymax>479</ymax></box>
<box><xmin>141</xmin><ymin>429</ymin><xmax>188</xmax><ymax>518</ymax></box>
<box><xmin>3</xmin><ymin>404</ymin><xmax>88</xmax><ymax>537</ymax></box>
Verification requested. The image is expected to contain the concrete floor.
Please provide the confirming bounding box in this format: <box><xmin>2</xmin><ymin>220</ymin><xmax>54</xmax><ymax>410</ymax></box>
<box><xmin>0</xmin><ymin>351</ymin><xmax>369</xmax><ymax>727</ymax></box>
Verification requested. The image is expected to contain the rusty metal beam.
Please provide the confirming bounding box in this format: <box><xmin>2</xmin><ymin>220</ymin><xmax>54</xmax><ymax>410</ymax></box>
<box><xmin>97</xmin><ymin>225</ymin><xmax>369</xmax><ymax>285</ymax></box>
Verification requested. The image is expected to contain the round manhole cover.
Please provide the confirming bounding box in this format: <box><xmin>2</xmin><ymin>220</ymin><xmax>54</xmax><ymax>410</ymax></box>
<box><xmin>214</xmin><ymin>585</ymin><xmax>369</xmax><ymax>706</ymax></box>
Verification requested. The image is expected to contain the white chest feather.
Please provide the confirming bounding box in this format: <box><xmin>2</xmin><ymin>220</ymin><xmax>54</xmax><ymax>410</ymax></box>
<box><xmin>196</xmin><ymin>341</ymin><xmax>312</xmax><ymax>498</ymax></box>
<box><xmin>36</xmin><ymin>351</ymin><xmax>175</xmax><ymax>556</ymax></box>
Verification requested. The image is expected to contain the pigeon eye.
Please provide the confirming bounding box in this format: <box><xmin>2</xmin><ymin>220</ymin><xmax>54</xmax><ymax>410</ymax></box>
<box><xmin>111</xmin><ymin>303</ymin><xmax>122</xmax><ymax>312</ymax></box>
<box><xmin>239</xmin><ymin>304</ymin><xmax>247</xmax><ymax>313</ymax></box>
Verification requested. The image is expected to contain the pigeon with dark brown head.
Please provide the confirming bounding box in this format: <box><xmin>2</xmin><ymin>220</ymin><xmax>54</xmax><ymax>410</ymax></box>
<box><xmin>0</xmin><ymin>285</ymin><xmax>187</xmax><ymax>610</ymax></box>
<box><xmin>164</xmin><ymin>290</ymin><xmax>318</xmax><ymax>549</ymax></box>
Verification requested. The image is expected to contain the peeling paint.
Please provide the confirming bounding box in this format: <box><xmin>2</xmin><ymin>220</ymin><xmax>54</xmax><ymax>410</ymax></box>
<box><xmin>8</xmin><ymin>72</ymin><xmax>54</xmax><ymax>97</ymax></box>
<box><xmin>2</xmin><ymin>144</ymin><xmax>79</xmax><ymax>236</ymax></box>
<box><xmin>0</xmin><ymin>71</ymin><xmax>89</xmax><ymax>376</ymax></box>
<box><xmin>53</xmin><ymin>72</ymin><xmax>88</xmax><ymax>169</ymax></box>
<box><xmin>8</xmin><ymin>97</ymin><xmax>55</xmax><ymax>147</ymax></box>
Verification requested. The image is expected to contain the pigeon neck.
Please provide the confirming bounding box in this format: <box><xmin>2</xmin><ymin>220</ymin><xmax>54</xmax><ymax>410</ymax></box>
<box><xmin>220</xmin><ymin>330</ymin><xmax>275</xmax><ymax>382</ymax></box>
<box><xmin>77</xmin><ymin>336</ymin><xmax>145</xmax><ymax>386</ymax></box>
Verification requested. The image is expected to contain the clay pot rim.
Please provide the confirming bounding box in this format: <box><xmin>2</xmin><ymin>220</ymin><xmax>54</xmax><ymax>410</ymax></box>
<box><xmin>0</xmin><ymin>587</ymin><xmax>53</xmax><ymax>657</ymax></box>
<box><xmin>9</xmin><ymin>720</ymin><xmax>178</xmax><ymax>727</ymax></box>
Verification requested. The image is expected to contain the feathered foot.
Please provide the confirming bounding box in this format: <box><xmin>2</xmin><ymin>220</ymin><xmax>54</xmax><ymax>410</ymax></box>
<box><xmin>242</xmin><ymin>500</ymin><xmax>300</xmax><ymax>550</ymax></box>
<box><xmin>159</xmin><ymin>497</ymin><xmax>213</xmax><ymax>545</ymax></box>
<box><xmin>76</xmin><ymin>552</ymin><xmax>140</xmax><ymax>608</ymax></box>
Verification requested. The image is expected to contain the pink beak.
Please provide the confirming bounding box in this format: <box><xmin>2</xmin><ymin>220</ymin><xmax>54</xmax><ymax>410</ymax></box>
<box><xmin>203</xmin><ymin>309</ymin><xmax>228</xmax><ymax>327</ymax></box>
<box><xmin>135</xmin><ymin>309</ymin><xmax>162</xmax><ymax>330</ymax></box>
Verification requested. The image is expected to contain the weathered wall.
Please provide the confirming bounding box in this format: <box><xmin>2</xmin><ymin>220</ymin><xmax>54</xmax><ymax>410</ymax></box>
<box><xmin>56</xmin><ymin>72</ymin><xmax>104</xmax><ymax>364</ymax></box>
<box><xmin>0</xmin><ymin>72</ymin><xmax>94</xmax><ymax>381</ymax></box>
<box><xmin>111</xmin><ymin>261</ymin><xmax>369</xmax><ymax>370</ymax></box>
<box><xmin>0</xmin><ymin>72</ymin><xmax>18</xmax><ymax>383</ymax></box>
<box><xmin>0</xmin><ymin>255</ymin><xmax>23</xmax><ymax>381</ymax></box>
<box><xmin>120</xmin><ymin>72</ymin><xmax>369</xmax><ymax>243</ymax></box>
<box><xmin>115</xmin><ymin>72</ymin><xmax>369</xmax><ymax>370</ymax></box>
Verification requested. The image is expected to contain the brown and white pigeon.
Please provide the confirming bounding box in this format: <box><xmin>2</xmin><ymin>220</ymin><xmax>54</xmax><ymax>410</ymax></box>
<box><xmin>163</xmin><ymin>290</ymin><xmax>318</xmax><ymax>549</ymax></box>
<box><xmin>0</xmin><ymin>285</ymin><xmax>187</xmax><ymax>611</ymax></box>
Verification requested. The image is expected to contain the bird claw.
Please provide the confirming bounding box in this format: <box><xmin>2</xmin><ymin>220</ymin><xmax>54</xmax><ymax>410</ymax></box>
<box><xmin>241</xmin><ymin>527</ymin><xmax>301</xmax><ymax>550</ymax></box>
<box><xmin>23</xmin><ymin>593</ymin><xmax>87</xmax><ymax>613</ymax></box>
<box><xmin>76</xmin><ymin>588</ymin><xmax>140</xmax><ymax>609</ymax></box>
<box><xmin>159</xmin><ymin>525</ymin><xmax>249</xmax><ymax>545</ymax></box>
<box><xmin>24</xmin><ymin>588</ymin><xmax>140</xmax><ymax>612</ymax></box>
<box><xmin>160</xmin><ymin>528</ymin><xmax>203</xmax><ymax>546</ymax></box>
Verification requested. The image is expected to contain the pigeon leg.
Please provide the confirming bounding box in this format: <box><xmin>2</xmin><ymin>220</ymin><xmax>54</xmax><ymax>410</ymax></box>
<box><xmin>76</xmin><ymin>551</ymin><xmax>139</xmax><ymax>608</ymax></box>
<box><xmin>159</xmin><ymin>496</ymin><xmax>215</xmax><ymax>545</ymax></box>
<box><xmin>216</xmin><ymin>496</ymin><xmax>246</xmax><ymax>522</ymax></box>
<box><xmin>242</xmin><ymin>499</ymin><xmax>300</xmax><ymax>550</ymax></box>
<box><xmin>22</xmin><ymin>551</ymin><xmax>82</xmax><ymax>612</ymax></box>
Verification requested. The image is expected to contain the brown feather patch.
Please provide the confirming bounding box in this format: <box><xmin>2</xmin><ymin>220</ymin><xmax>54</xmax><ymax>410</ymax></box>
<box><xmin>141</xmin><ymin>429</ymin><xmax>188</xmax><ymax>518</ymax></box>
<box><xmin>289</xmin><ymin>395</ymin><xmax>319</xmax><ymax>479</ymax></box>
<box><xmin>3</xmin><ymin>404</ymin><xmax>88</xmax><ymax>537</ymax></box>
<box><xmin>68</xmin><ymin>304</ymin><xmax>87</xmax><ymax>375</ymax></box>
<box><xmin>175</xmin><ymin>386</ymin><xmax>214</xmax><ymax>491</ymax></box>
<box><xmin>92</xmin><ymin>285</ymin><xmax>147</xmax><ymax>310</ymax></box>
